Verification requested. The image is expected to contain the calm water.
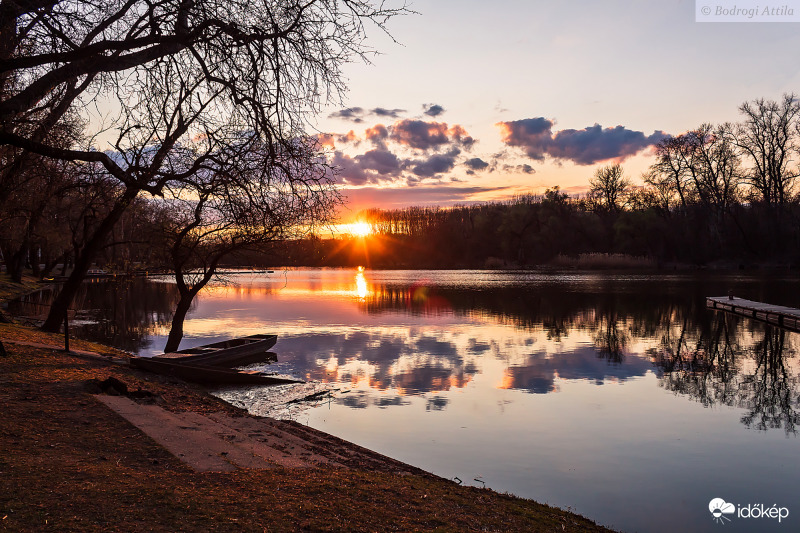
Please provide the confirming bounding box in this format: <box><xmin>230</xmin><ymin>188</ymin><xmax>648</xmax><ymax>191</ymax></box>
<box><xmin>13</xmin><ymin>269</ymin><xmax>800</xmax><ymax>532</ymax></box>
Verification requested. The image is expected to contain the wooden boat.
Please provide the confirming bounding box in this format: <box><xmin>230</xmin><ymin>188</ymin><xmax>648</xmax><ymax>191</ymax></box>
<box><xmin>154</xmin><ymin>334</ymin><xmax>277</xmax><ymax>367</ymax></box>
<box><xmin>130</xmin><ymin>356</ymin><xmax>302</xmax><ymax>385</ymax></box>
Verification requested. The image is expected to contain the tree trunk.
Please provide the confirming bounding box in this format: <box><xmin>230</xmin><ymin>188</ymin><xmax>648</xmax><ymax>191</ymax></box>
<box><xmin>163</xmin><ymin>292</ymin><xmax>194</xmax><ymax>353</ymax></box>
<box><xmin>30</xmin><ymin>244</ymin><xmax>40</xmax><ymax>277</ymax></box>
<box><xmin>8</xmin><ymin>244</ymin><xmax>25</xmax><ymax>283</ymax></box>
<box><xmin>41</xmin><ymin>187</ymin><xmax>139</xmax><ymax>332</ymax></box>
<box><xmin>163</xmin><ymin>259</ymin><xmax>223</xmax><ymax>353</ymax></box>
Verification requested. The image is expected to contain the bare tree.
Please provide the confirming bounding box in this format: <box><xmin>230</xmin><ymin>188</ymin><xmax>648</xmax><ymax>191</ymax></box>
<box><xmin>640</xmin><ymin>169</ymin><xmax>676</xmax><ymax>216</ymax></box>
<box><xmin>589</xmin><ymin>163</ymin><xmax>630</xmax><ymax>213</ymax></box>
<box><xmin>161</xmin><ymin>136</ymin><xmax>338</xmax><ymax>352</ymax></box>
<box><xmin>0</xmin><ymin>116</ymin><xmax>85</xmax><ymax>281</ymax></box>
<box><xmin>733</xmin><ymin>94</ymin><xmax>800</xmax><ymax>213</ymax></box>
<box><xmin>0</xmin><ymin>0</ymin><xmax>407</xmax><ymax>331</ymax></box>
<box><xmin>684</xmin><ymin>124</ymin><xmax>742</xmax><ymax>216</ymax></box>
<box><xmin>670</xmin><ymin>124</ymin><xmax>743</xmax><ymax>250</ymax></box>
<box><xmin>652</xmin><ymin>136</ymin><xmax>693</xmax><ymax>211</ymax></box>
<box><xmin>648</xmin><ymin>124</ymin><xmax>742</xmax><ymax>228</ymax></box>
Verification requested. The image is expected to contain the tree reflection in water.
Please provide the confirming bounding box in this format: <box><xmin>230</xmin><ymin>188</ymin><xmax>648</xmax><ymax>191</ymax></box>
<box><xmin>359</xmin><ymin>280</ymin><xmax>800</xmax><ymax>434</ymax></box>
<box><xmin>740</xmin><ymin>329</ymin><xmax>799</xmax><ymax>433</ymax></box>
<box><xmin>10</xmin><ymin>278</ymin><xmax>180</xmax><ymax>353</ymax></box>
<box><xmin>651</xmin><ymin>313</ymin><xmax>800</xmax><ymax>435</ymax></box>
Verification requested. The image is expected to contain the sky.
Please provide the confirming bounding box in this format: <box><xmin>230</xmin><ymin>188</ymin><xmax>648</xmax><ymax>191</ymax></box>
<box><xmin>310</xmin><ymin>0</ymin><xmax>800</xmax><ymax>221</ymax></box>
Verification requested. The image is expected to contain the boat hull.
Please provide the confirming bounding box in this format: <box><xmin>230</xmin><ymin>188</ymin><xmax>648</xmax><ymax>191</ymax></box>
<box><xmin>155</xmin><ymin>334</ymin><xmax>278</xmax><ymax>367</ymax></box>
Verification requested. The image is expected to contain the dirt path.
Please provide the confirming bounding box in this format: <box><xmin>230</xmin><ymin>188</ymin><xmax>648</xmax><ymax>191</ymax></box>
<box><xmin>97</xmin><ymin>393</ymin><xmax>428</xmax><ymax>475</ymax></box>
<box><xmin>98</xmin><ymin>395</ymin><xmax>341</xmax><ymax>471</ymax></box>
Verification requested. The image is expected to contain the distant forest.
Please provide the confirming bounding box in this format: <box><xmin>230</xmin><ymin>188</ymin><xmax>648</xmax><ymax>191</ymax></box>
<box><xmin>269</xmin><ymin>184</ymin><xmax>798</xmax><ymax>269</ymax></box>
<box><xmin>4</xmin><ymin>94</ymin><xmax>800</xmax><ymax>275</ymax></box>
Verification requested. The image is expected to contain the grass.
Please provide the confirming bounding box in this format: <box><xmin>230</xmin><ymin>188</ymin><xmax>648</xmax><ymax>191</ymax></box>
<box><xmin>0</xmin><ymin>304</ymin><xmax>616</xmax><ymax>531</ymax></box>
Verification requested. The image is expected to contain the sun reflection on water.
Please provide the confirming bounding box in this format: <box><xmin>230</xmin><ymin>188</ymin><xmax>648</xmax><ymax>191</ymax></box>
<box><xmin>355</xmin><ymin>267</ymin><xmax>368</xmax><ymax>299</ymax></box>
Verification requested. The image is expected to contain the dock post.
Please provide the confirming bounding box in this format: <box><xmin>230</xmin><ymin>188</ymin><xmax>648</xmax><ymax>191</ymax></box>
<box><xmin>728</xmin><ymin>290</ymin><xmax>734</xmax><ymax>300</ymax></box>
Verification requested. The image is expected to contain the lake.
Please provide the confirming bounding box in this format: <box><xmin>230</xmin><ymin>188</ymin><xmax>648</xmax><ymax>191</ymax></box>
<box><xmin>13</xmin><ymin>269</ymin><xmax>800</xmax><ymax>532</ymax></box>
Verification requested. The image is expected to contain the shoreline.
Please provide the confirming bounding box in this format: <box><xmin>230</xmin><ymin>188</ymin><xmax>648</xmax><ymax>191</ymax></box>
<box><xmin>0</xmin><ymin>305</ymin><xmax>616</xmax><ymax>531</ymax></box>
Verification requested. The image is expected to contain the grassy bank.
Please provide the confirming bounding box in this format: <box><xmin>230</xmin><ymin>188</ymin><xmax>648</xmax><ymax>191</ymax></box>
<box><xmin>0</xmin><ymin>319</ymin><xmax>615</xmax><ymax>532</ymax></box>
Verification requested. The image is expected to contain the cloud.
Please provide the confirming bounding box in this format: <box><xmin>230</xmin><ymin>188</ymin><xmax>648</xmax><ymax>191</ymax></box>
<box><xmin>365</xmin><ymin>124</ymin><xmax>389</xmax><ymax>147</ymax></box>
<box><xmin>325</xmin><ymin>117</ymin><xmax>479</xmax><ymax>185</ymax></box>
<box><xmin>315</xmin><ymin>133</ymin><xmax>336</xmax><ymax>149</ymax></box>
<box><xmin>329</xmin><ymin>106</ymin><xmax>406</xmax><ymax>122</ymax></box>
<box><xmin>337</xmin><ymin>130</ymin><xmax>360</xmax><ymax>145</ymax></box>
<box><xmin>356</xmin><ymin>149</ymin><xmax>402</xmax><ymax>176</ymax></box>
<box><xmin>447</xmin><ymin>124</ymin><xmax>475</xmax><ymax>148</ymax></box>
<box><xmin>331</xmin><ymin>148</ymin><xmax>403</xmax><ymax>185</ymax></box>
<box><xmin>337</xmin><ymin>148</ymin><xmax>459</xmax><ymax>182</ymax></box>
<box><xmin>423</xmin><ymin>103</ymin><xmax>445</xmax><ymax>117</ymax></box>
<box><xmin>331</xmin><ymin>151</ymin><xmax>371</xmax><ymax>185</ymax></box>
<box><xmin>502</xmin><ymin>163</ymin><xmax>535</xmax><ymax>174</ymax></box>
<box><xmin>372</xmin><ymin>107</ymin><xmax>406</xmax><ymax>118</ymax></box>
<box><xmin>464</xmin><ymin>157</ymin><xmax>489</xmax><ymax>171</ymax></box>
<box><xmin>496</xmin><ymin>118</ymin><xmax>555</xmax><ymax>162</ymax></box>
<box><xmin>497</xmin><ymin>118</ymin><xmax>667</xmax><ymax>165</ymax></box>
<box><xmin>314</xmin><ymin>131</ymin><xmax>359</xmax><ymax>150</ymax></box>
<box><xmin>391</xmin><ymin>119</ymin><xmax>475</xmax><ymax>150</ymax></box>
<box><xmin>329</xmin><ymin>107</ymin><xmax>366</xmax><ymax>122</ymax></box>
<box><xmin>408</xmin><ymin>151</ymin><xmax>459</xmax><ymax>178</ymax></box>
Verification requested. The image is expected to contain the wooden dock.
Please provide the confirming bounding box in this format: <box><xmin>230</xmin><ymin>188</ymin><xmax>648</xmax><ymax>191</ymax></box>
<box><xmin>706</xmin><ymin>296</ymin><xmax>800</xmax><ymax>332</ymax></box>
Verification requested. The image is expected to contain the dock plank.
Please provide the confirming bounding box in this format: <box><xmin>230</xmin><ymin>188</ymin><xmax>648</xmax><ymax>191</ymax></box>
<box><xmin>706</xmin><ymin>296</ymin><xmax>800</xmax><ymax>332</ymax></box>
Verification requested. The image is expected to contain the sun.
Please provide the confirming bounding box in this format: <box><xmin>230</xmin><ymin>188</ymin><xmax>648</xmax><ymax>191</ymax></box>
<box><xmin>350</xmin><ymin>222</ymin><xmax>372</xmax><ymax>237</ymax></box>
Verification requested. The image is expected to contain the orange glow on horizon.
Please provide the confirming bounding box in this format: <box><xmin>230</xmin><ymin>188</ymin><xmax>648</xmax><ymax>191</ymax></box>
<box><xmin>350</xmin><ymin>222</ymin><xmax>372</xmax><ymax>237</ymax></box>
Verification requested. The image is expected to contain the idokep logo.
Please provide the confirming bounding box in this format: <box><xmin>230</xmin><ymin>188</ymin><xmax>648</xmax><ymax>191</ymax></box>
<box><xmin>709</xmin><ymin>498</ymin><xmax>790</xmax><ymax>525</ymax></box>
<box><xmin>709</xmin><ymin>498</ymin><xmax>735</xmax><ymax>524</ymax></box>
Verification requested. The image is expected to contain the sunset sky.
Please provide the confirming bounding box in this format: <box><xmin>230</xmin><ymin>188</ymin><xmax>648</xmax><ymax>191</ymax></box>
<box><xmin>313</xmin><ymin>0</ymin><xmax>800</xmax><ymax>220</ymax></box>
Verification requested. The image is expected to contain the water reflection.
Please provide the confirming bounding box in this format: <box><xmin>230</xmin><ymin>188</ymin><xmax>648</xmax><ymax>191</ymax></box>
<box><xmin>9</xmin><ymin>278</ymin><xmax>179</xmax><ymax>352</ymax></box>
<box><xmin>274</xmin><ymin>331</ymin><xmax>478</xmax><ymax>395</ymax></box>
<box><xmin>501</xmin><ymin>346</ymin><xmax>652</xmax><ymax>393</ymax></box>
<box><xmin>651</xmin><ymin>315</ymin><xmax>800</xmax><ymax>435</ymax></box>
<box><xmin>12</xmin><ymin>270</ymin><xmax>800</xmax><ymax>436</ymax></box>
<box><xmin>355</xmin><ymin>267</ymin><xmax>368</xmax><ymax>299</ymax></box>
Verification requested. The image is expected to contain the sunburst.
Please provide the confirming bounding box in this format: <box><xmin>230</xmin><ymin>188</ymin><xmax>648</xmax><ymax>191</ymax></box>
<box><xmin>350</xmin><ymin>222</ymin><xmax>372</xmax><ymax>237</ymax></box>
